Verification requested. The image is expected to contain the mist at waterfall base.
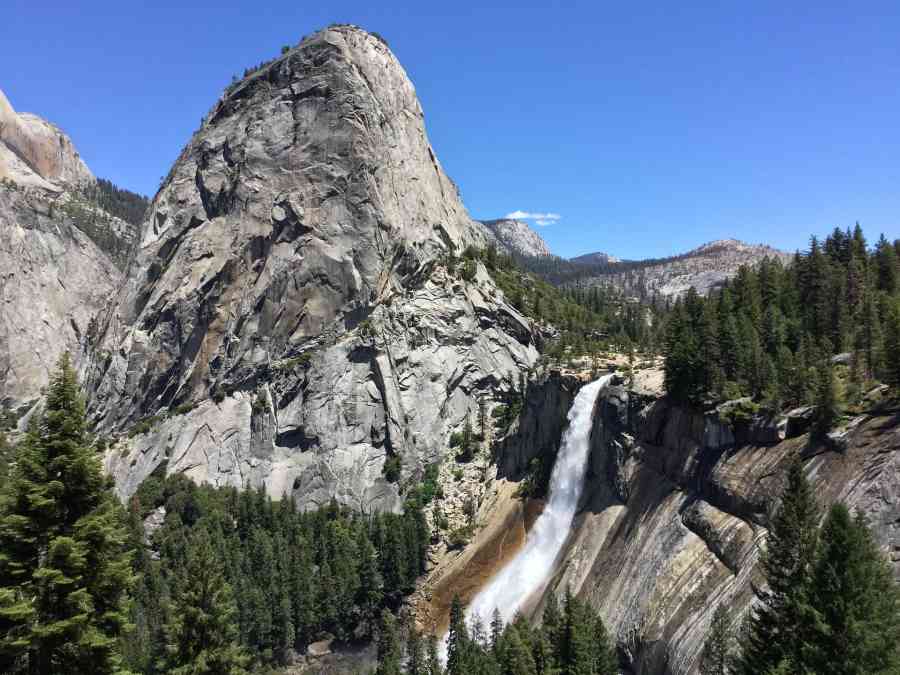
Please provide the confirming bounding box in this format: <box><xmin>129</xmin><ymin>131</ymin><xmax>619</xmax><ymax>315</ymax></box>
<box><xmin>442</xmin><ymin>374</ymin><xmax>612</xmax><ymax>656</ymax></box>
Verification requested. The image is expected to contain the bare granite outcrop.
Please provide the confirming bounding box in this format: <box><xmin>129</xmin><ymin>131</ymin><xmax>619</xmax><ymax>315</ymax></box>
<box><xmin>90</xmin><ymin>26</ymin><xmax>539</xmax><ymax>510</ymax></box>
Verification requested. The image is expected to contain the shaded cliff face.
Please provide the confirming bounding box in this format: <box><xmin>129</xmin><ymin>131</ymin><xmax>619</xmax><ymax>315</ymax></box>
<box><xmin>0</xmin><ymin>185</ymin><xmax>124</xmax><ymax>409</ymax></box>
<box><xmin>542</xmin><ymin>384</ymin><xmax>900</xmax><ymax>674</ymax></box>
<box><xmin>92</xmin><ymin>26</ymin><xmax>539</xmax><ymax>510</ymax></box>
<box><xmin>0</xmin><ymin>91</ymin><xmax>135</xmax><ymax>411</ymax></box>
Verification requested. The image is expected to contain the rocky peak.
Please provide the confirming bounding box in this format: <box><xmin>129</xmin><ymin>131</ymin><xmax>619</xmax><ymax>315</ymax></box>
<box><xmin>91</xmin><ymin>24</ymin><xmax>538</xmax><ymax>511</ymax></box>
<box><xmin>570</xmin><ymin>250</ymin><xmax>620</xmax><ymax>265</ymax></box>
<box><xmin>480</xmin><ymin>218</ymin><xmax>551</xmax><ymax>257</ymax></box>
<box><xmin>690</xmin><ymin>237</ymin><xmax>785</xmax><ymax>258</ymax></box>
<box><xmin>0</xmin><ymin>88</ymin><xmax>94</xmax><ymax>190</ymax></box>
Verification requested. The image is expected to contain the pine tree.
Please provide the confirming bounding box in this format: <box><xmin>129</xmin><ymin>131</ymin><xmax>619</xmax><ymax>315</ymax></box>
<box><xmin>812</xmin><ymin>362</ymin><xmax>839</xmax><ymax>439</ymax></box>
<box><xmin>375</xmin><ymin>609</ymin><xmax>402</xmax><ymax>675</ymax></box>
<box><xmin>874</xmin><ymin>233</ymin><xmax>899</xmax><ymax>294</ymax></box>
<box><xmin>458</xmin><ymin>416</ymin><xmax>475</xmax><ymax>462</ymax></box>
<box><xmin>883</xmin><ymin>299</ymin><xmax>900</xmax><ymax>389</ymax></box>
<box><xmin>446</xmin><ymin>595</ymin><xmax>469</xmax><ymax>675</ymax></box>
<box><xmin>540</xmin><ymin>593</ymin><xmax>562</xmax><ymax>672</ymax></box>
<box><xmin>857</xmin><ymin>288</ymin><xmax>885</xmax><ymax>380</ymax></box>
<box><xmin>0</xmin><ymin>354</ymin><xmax>134</xmax><ymax>674</ymax></box>
<box><xmin>700</xmin><ymin>605</ymin><xmax>735</xmax><ymax>675</ymax></box>
<box><xmin>426</xmin><ymin>634</ymin><xmax>443</xmax><ymax>675</ymax></box>
<box><xmin>356</xmin><ymin>533</ymin><xmax>384</xmax><ymax>632</ymax></box>
<box><xmin>739</xmin><ymin>461</ymin><xmax>819</xmax><ymax>674</ymax></box>
<box><xmin>490</xmin><ymin>608</ymin><xmax>503</xmax><ymax>654</ymax></box>
<box><xmin>122</xmin><ymin>496</ymin><xmax>166</xmax><ymax>674</ymax></box>
<box><xmin>561</xmin><ymin>589</ymin><xmax>594</xmax><ymax>675</ymax></box>
<box><xmin>498</xmin><ymin>624</ymin><xmax>536</xmax><ymax>675</ymax></box>
<box><xmin>591</xmin><ymin>611</ymin><xmax>617</xmax><ymax>675</ymax></box>
<box><xmin>405</xmin><ymin>620</ymin><xmax>426</xmax><ymax>675</ymax></box>
<box><xmin>159</xmin><ymin>529</ymin><xmax>249</xmax><ymax>674</ymax></box>
<box><xmin>802</xmin><ymin>505</ymin><xmax>900</xmax><ymax>675</ymax></box>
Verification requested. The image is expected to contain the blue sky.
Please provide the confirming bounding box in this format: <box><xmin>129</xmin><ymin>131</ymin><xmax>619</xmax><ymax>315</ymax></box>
<box><xmin>3</xmin><ymin>1</ymin><xmax>899</xmax><ymax>258</ymax></box>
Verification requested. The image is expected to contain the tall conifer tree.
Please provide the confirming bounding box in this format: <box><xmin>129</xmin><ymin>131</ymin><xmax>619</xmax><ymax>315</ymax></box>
<box><xmin>159</xmin><ymin>529</ymin><xmax>249</xmax><ymax>674</ymax></box>
<box><xmin>739</xmin><ymin>461</ymin><xmax>819</xmax><ymax>675</ymax></box>
<box><xmin>0</xmin><ymin>354</ymin><xmax>134</xmax><ymax>674</ymax></box>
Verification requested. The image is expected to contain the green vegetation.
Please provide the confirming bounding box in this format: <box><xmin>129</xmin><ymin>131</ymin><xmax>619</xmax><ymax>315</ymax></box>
<box><xmin>159</xmin><ymin>528</ymin><xmax>250</xmax><ymax>674</ymax></box>
<box><xmin>433</xmin><ymin>590</ymin><xmax>616</xmax><ymax>675</ymax></box>
<box><xmin>0</xmin><ymin>354</ymin><xmax>134</xmax><ymax>673</ymax></box>
<box><xmin>663</xmin><ymin>227</ymin><xmax>900</xmax><ymax>432</ymax></box>
<box><xmin>452</xmin><ymin>416</ymin><xmax>479</xmax><ymax>462</ymax></box>
<box><xmin>57</xmin><ymin>178</ymin><xmax>149</xmax><ymax>263</ymax></box>
<box><xmin>490</xmin><ymin>401</ymin><xmax>520</xmax><ymax>436</ymax></box>
<box><xmin>128</xmin><ymin>413</ymin><xmax>166</xmax><ymax>438</ymax></box>
<box><xmin>406</xmin><ymin>463</ymin><xmax>443</xmax><ymax>504</ymax></box>
<box><xmin>702</xmin><ymin>460</ymin><xmax>900</xmax><ymax>674</ymax></box>
<box><xmin>716</xmin><ymin>398</ymin><xmax>761</xmax><ymax>428</ymax></box>
<box><xmin>127</xmin><ymin>401</ymin><xmax>196</xmax><ymax>438</ymax></box>
<box><xmin>271</xmin><ymin>351</ymin><xmax>313</xmax><ymax>373</ymax></box>
<box><xmin>0</xmin><ymin>359</ymin><xmax>435</xmax><ymax>673</ymax></box>
<box><xmin>125</xmin><ymin>473</ymin><xmax>430</xmax><ymax>672</ymax></box>
<box><xmin>446</xmin><ymin>524</ymin><xmax>475</xmax><ymax>550</ymax></box>
<box><xmin>0</xmin><ymin>431</ymin><xmax>10</xmax><ymax>480</ymax></box>
<box><xmin>699</xmin><ymin>605</ymin><xmax>736</xmax><ymax>675</ymax></box>
<box><xmin>459</xmin><ymin>246</ymin><xmax>665</xmax><ymax>359</ymax></box>
<box><xmin>383</xmin><ymin>454</ymin><xmax>402</xmax><ymax>483</ymax></box>
<box><xmin>516</xmin><ymin>455</ymin><xmax>554</xmax><ymax>499</ymax></box>
<box><xmin>81</xmin><ymin>178</ymin><xmax>150</xmax><ymax>226</ymax></box>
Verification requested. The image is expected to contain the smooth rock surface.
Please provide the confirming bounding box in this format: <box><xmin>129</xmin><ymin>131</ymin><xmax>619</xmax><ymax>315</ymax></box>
<box><xmin>0</xmin><ymin>88</ymin><xmax>93</xmax><ymax>189</ymax></box>
<box><xmin>540</xmin><ymin>389</ymin><xmax>900</xmax><ymax>674</ymax></box>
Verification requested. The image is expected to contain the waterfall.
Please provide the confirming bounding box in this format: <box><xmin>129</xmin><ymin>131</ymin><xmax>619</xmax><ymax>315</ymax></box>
<box><xmin>464</xmin><ymin>374</ymin><xmax>613</xmax><ymax>630</ymax></box>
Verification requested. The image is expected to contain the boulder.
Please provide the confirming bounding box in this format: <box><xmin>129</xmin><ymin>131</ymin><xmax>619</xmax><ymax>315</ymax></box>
<box><xmin>785</xmin><ymin>406</ymin><xmax>815</xmax><ymax>438</ymax></box>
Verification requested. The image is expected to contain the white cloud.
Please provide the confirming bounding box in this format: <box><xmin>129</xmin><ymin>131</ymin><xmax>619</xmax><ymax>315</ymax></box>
<box><xmin>504</xmin><ymin>210</ymin><xmax>562</xmax><ymax>225</ymax></box>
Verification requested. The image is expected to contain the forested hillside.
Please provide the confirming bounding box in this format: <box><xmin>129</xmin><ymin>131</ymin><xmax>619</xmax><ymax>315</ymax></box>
<box><xmin>663</xmin><ymin>226</ymin><xmax>900</xmax><ymax>420</ymax></box>
<box><xmin>462</xmin><ymin>245</ymin><xmax>666</xmax><ymax>358</ymax></box>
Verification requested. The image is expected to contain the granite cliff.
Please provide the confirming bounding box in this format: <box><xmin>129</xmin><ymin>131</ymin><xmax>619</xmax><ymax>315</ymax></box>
<box><xmin>480</xmin><ymin>218</ymin><xmax>552</xmax><ymax>257</ymax></box>
<box><xmin>430</xmin><ymin>371</ymin><xmax>899</xmax><ymax>674</ymax></box>
<box><xmin>87</xmin><ymin>25</ymin><xmax>539</xmax><ymax>511</ymax></box>
<box><xmin>0</xmin><ymin>89</ymin><xmax>137</xmax><ymax>412</ymax></box>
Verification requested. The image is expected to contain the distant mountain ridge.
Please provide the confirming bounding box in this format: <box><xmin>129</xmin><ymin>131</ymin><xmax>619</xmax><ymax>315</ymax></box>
<box><xmin>515</xmin><ymin>237</ymin><xmax>790</xmax><ymax>299</ymax></box>
<box><xmin>574</xmin><ymin>238</ymin><xmax>791</xmax><ymax>298</ymax></box>
<box><xmin>570</xmin><ymin>250</ymin><xmax>621</xmax><ymax>265</ymax></box>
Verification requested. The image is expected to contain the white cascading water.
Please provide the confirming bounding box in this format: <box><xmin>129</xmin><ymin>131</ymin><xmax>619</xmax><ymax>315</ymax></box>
<box><xmin>463</xmin><ymin>374</ymin><xmax>613</xmax><ymax>630</ymax></box>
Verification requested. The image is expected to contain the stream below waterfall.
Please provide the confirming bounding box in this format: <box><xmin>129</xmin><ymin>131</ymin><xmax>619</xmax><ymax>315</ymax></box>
<box><xmin>463</xmin><ymin>373</ymin><xmax>613</xmax><ymax>630</ymax></box>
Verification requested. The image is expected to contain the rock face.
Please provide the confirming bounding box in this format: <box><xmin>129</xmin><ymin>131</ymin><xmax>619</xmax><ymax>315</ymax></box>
<box><xmin>538</xmin><ymin>386</ymin><xmax>900</xmax><ymax>674</ymax></box>
<box><xmin>91</xmin><ymin>26</ymin><xmax>539</xmax><ymax>511</ymax></box>
<box><xmin>495</xmin><ymin>369</ymin><xmax>582</xmax><ymax>479</ymax></box>
<box><xmin>0</xmin><ymin>89</ymin><xmax>93</xmax><ymax>190</ymax></box>
<box><xmin>577</xmin><ymin>239</ymin><xmax>791</xmax><ymax>298</ymax></box>
<box><xmin>480</xmin><ymin>218</ymin><xmax>551</xmax><ymax>257</ymax></box>
<box><xmin>0</xmin><ymin>91</ymin><xmax>135</xmax><ymax>411</ymax></box>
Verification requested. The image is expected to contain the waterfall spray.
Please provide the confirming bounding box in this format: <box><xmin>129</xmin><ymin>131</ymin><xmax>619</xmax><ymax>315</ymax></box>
<box><xmin>463</xmin><ymin>374</ymin><xmax>612</xmax><ymax>628</ymax></box>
